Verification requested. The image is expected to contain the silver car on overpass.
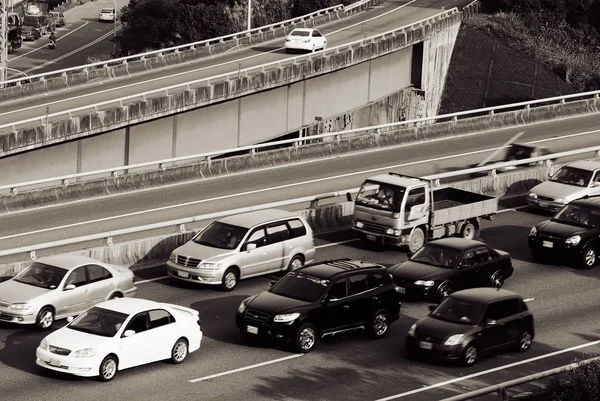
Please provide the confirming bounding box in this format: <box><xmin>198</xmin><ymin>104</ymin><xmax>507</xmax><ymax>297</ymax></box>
<box><xmin>0</xmin><ymin>254</ymin><xmax>137</xmax><ymax>330</ymax></box>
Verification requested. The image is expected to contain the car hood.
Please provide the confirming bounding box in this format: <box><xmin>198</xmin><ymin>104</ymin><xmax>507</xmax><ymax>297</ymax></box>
<box><xmin>531</xmin><ymin>181</ymin><xmax>589</xmax><ymax>200</ymax></box>
<box><xmin>45</xmin><ymin>326</ymin><xmax>112</xmax><ymax>350</ymax></box>
<box><xmin>389</xmin><ymin>261</ymin><xmax>450</xmax><ymax>282</ymax></box>
<box><xmin>416</xmin><ymin>315</ymin><xmax>475</xmax><ymax>339</ymax></box>
<box><xmin>247</xmin><ymin>291</ymin><xmax>310</xmax><ymax>314</ymax></box>
<box><xmin>172</xmin><ymin>240</ymin><xmax>235</xmax><ymax>262</ymax></box>
<box><xmin>0</xmin><ymin>279</ymin><xmax>50</xmax><ymax>303</ymax></box>
<box><xmin>536</xmin><ymin>220</ymin><xmax>585</xmax><ymax>237</ymax></box>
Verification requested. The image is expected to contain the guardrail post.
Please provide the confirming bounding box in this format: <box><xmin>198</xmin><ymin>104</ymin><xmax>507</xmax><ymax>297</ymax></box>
<box><xmin>497</xmin><ymin>387</ymin><xmax>508</xmax><ymax>401</ymax></box>
<box><xmin>309</xmin><ymin>199</ymin><xmax>319</xmax><ymax>208</ymax></box>
<box><xmin>346</xmin><ymin>192</ymin><xmax>352</xmax><ymax>201</ymax></box>
<box><xmin>111</xmin><ymin>171</ymin><xmax>119</xmax><ymax>178</ymax></box>
<box><xmin>10</xmin><ymin>187</ymin><xmax>17</xmax><ymax>195</ymax></box>
<box><xmin>107</xmin><ymin>237</ymin><xmax>114</xmax><ymax>246</ymax></box>
<box><xmin>490</xmin><ymin>169</ymin><xmax>497</xmax><ymax>177</ymax></box>
<box><xmin>30</xmin><ymin>250</ymin><xmax>37</xmax><ymax>261</ymax></box>
<box><xmin>434</xmin><ymin>179</ymin><xmax>441</xmax><ymax>187</ymax></box>
<box><xmin>62</xmin><ymin>179</ymin><xmax>69</xmax><ymax>186</ymax></box>
<box><xmin>158</xmin><ymin>163</ymin><xmax>166</xmax><ymax>170</ymax></box>
<box><xmin>179</xmin><ymin>224</ymin><xmax>186</xmax><ymax>233</ymax></box>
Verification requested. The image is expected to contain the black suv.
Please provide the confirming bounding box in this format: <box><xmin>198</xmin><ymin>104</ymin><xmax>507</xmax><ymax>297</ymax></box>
<box><xmin>529</xmin><ymin>197</ymin><xmax>600</xmax><ymax>268</ymax></box>
<box><xmin>235</xmin><ymin>259</ymin><xmax>402</xmax><ymax>353</ymax></box>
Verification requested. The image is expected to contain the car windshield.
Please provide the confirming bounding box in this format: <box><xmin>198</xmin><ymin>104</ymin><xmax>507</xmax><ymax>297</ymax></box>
<box><xmin>553</xmin><ymin>204</ymin><xmax>600</xmax><ymax>228</ymax></box>
<box><xmin>23</xmin><ymin>16</ymin><xmax>40</xmax><ymax>25</ymax></box>
<box><xmin>270</xmin><ymin>272</ymin><xmax>329</xmax><ymax>302</ymax></box>
<box><xmin>101</xmin><ymin>8</ymin><xmax>113</xmax><ymax>13</ymax></box>
<box><xmin>410</xmin><ymin>244</ymin><xmax>460</xmax><ymax>268</ymax></box>
<box><xmin>355</xmin><ymin>181</ymin><xmax>405</xmax><ymax>212</ymax></box>
<box><xmin>68</xmin><ymin>307</ymin><xmax>128</xmax><ymax>337</ymax></box>
<box><xmin>550</xmin><ymin>166</ymin><xmax>593</xmax><ymax>187</ymax></box>
<box><xmin>193</xmin><ymin>221</ymin><xmax>248</xmax><ymax>249</ymax></box>
<box><xmin>431</xmin><ymin>297</ymin><xmax>485</xmax><ymax>325</ymax></box>
<box><xmin>290</xmin><ymin>30</ymin><xmax>310</xmax><ymax>37</ymax></box>
<box><xmin>14</xmin><ymin>262</ymin><xmax>68</xmax><ymax>289</ymax></box>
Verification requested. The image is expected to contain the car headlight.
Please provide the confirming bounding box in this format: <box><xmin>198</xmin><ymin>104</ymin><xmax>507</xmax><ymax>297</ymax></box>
<box><xmin>40</xmin><ymin>338</ymin><xmax>48</xmax><ymax>350</ymax></box>
<box><xmin>408</xmin><ymin>323</ymin><xmax>416</xmax><ymax>337</ymax></box>
<box><xmin>385</xmin><ymin>228</ymin><xmax>401</xmax><ymax>236</ymax></box>
<box><xmin>444</xmin><ymin>334</ymin><xmax>464</xmax><ymax>346</ymax></box>
<box><xmin>414</xmin><ymin>280</ymin><xmax>435</xmax><ymax>287</ymax></box>
<box><xmin>73</xmin><ymin>348</ymin><xmax>97</xmax><ymax>358</ymax></box>
<box><xmin>355</xmin><ymin>221</ymin><xmax>364</xmax><ymax>229</ymax></box>
<box><xmin>169</xmin><ymin>253</ymin><xmax>177</xmax><ymax>262</ymax></box>
<box><xmin>8</xmin><ymin>303</ymin><xmax>32</xmax><ymax>311</ymax></box>
<box><xmin>529</xmin><ymin>192</ymin><xmax>537</xmax><ymax>199</ymax></box>
<box><xmin>565</xmin><ymin>235</ymin><xmax>581</xmax><ymax>246</ymax></box>
<box><xmin>199</xmin><ymin>262</ymin><xmax>222</xmax><ymax>270</ymax></box>
<box><xmin>273</xmin><ymin>313</ymin><xmax>300</xmax><ymax>323</ymax></box>
<box><xmin>529</xmin><ymin>226</ymin><xmax>537</xmax><ymax>237</ymax></box>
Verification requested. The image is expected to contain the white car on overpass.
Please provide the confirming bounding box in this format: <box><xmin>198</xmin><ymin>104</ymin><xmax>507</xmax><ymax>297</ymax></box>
<box><xmin>285</xmin><ymin>28</ymin><xmax>327</xmax><ymax>53</ymax></box>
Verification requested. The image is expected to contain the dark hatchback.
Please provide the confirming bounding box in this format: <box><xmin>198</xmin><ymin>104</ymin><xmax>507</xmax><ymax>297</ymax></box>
<box><xmin>389</xmin><ymin>238</ymin><xmax>513</xmax><ymax>302</ymax></box>
<box><xmin>235</xmin><ymin>259</ymin><xmax>402</xmax><ymax>353</ymax></box>
<box><xmin>405</xmin><ymin>288</ymin><xmax>534</xmax><ymax>366</ymax></box>
<box><xmin>21</xmin><ymin>25</ymin><xmax>41</xmax><ymax>41</ymax></box>
<box><xmin>529</xmin><ymin>197</ymin><xmax>600</xmax><ymax>268</ymax></box>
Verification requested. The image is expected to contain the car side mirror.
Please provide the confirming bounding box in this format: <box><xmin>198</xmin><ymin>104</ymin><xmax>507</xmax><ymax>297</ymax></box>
<box><xmin>428</xmin><ymin>304</ymin><xmax>437</xmax><ymax>313</ymax></box>
<box><xmin>246</xmin><ymin>243</ymin><xmax>257</xmax><ymax>252</ymax></box>
<box><xmin>64</xmin><ymin>283</ymin><xmax>76</xmax><ymax>291</ymax></box>
<box><xmin>485</xmin><ymin>319</ymin><xmax>497</xmax><ymax>326</ymax></box>
<box><xmin>66</xmin><ymin>316</ymin><xmax>75</xmax><ymax>323</ymax></box>
<box><xmin>124</xmin><ymin>330</ymin><xmax>136</xmax><ymax>337</ymax></box>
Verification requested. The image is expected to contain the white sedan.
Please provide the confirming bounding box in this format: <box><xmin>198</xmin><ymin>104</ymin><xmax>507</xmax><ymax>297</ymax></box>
<box><xmin>285</xmin><ymin>28</ymin><xmax>327</xmax><ymax>53</ymax></box>
<box><xmin>98</xmin><ymin>8</ymin><xmax>116</xmax><ymax>22</ymax></box>
<box><xmin>36</xmin><ymin>298</ymin><xmax>203</xmax><ymax>381</ymax></box>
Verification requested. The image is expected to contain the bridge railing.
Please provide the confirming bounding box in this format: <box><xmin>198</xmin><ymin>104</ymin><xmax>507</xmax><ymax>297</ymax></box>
<box><xmin>2</xmin><ymin>145</ymin><xmax>600</xmax><ymax>259</ymax></box>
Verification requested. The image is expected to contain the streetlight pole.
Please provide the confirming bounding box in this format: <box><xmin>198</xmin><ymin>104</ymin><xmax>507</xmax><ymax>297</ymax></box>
<box><xmin>246</xmin><ymin>0</ymin><xmax>252</xmax><ymax>31</ymax></box>
<box><xmin>1</xmin><ymin>0</ymin><xmax>7</xmax><ymax>83</ymax></box>
<box><xmin>112</xmin><ymin>0</ymin><xmax>117</xmax><ymax>55</ymax></box>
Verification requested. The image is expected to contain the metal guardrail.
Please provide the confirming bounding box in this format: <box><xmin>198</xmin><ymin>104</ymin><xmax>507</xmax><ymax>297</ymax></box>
<box><xmin>440</xmin><ymin>355</ymin><xmax>600</xmax><ymax>401</ymax></box>
<box><xmin>0</xmin><ymin>0</ymin><xmax>374</xmax><ymax>87</ymax></box>
<box><xmin>3</xmin><ymin>86</ymin><xmax>599</xmax><ymax>195</ymax></box>
<box><xmin>2</xmin><ymin>146</ymin><xmax>600</xmax><ymax>259</ymax></box>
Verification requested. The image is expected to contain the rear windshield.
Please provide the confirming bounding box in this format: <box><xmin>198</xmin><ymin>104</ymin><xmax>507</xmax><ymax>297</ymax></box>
<box><xmin>101</xmin><ymin>8</ymin><xmax>113</xmax><ymax>13</ymax></box>
<box><xmin>290</xmin><ymin>30</ymin><xmax>310</xmax><ymax>37</ymax></box>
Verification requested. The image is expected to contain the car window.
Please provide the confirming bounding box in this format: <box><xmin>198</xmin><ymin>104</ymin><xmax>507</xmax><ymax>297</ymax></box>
<box><xmin>290</xmin><ymin>30</ymin><xmax>310</xmax><ymax>37</ymax></box>
<box><xmin>459</xmin><ymin>250</ymin><xmax>477</xmax><ymax>268</ymax></box>
<box><xmin>313</xmin><ymin>30</ymin><xmax>321</xmax><ymax>37</ymax></box>
<box><xmin>287</xmin><ymin>219</ymin><xmax>307</xmax><ymax>239</ymax></box>
<box><xmin>86</xmin><ymin>264</ymin><xmax>113</xmax><ymax>283</ymax></box>
<box><xmin>348</xmin><ymin>274</ymin><xmax>369</xmax><ymax>295</ymax></box>
<box><xmin>65</xmin><ymin>266</ymin><xmax>88</xmax><ymax>287</ymax></box>
<box><xmin>266</xmin><ymin>223</ymin><xmax>290</xmax><ymax>244</ymax></box>
<box><xmin>245</xmin><ymin>228</ymin><xmax>266</xmax><ymax>249</ymax></box>
<box><xmin>328</xmin><ymin>278</ymin><xmax>347</xmax><ymax>299</ymax></box>
<box><xmin>125</xmin><ymin>312</ymin><xmax>148</xmax><ymax>334</ymax></box>
<box><xmin>148</xmin><ymin>309</ymin><xmax>174</xmax><ymax>329</ymax></box>
<box><xmin>474</xmin><ymin>247</ymin><xmax>491</xmax><ymax>264</ymax></box>
<box><xmin>484</xmin><ymin>299</ymin><xmax>521</xmax><ymax>321</ymax></box>
<box><xmin>368</xmin><ymin>273</ymin><xmax>387</xmax><ymax>288</ymax></box>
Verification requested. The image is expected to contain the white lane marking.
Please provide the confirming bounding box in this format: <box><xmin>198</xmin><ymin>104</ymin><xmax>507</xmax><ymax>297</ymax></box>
<box><xmin>0</xmin><ymin>1</ymin><xmax>417</xmax><ymax>117</ymax></box>
<box><xmin>1</xmin><ymin>128</ymin><xmax>596</xmax><ymax>240</ymax></box>
<box><xmin>9</xmin><ymin>22</ymin><xmax>90</xmax><ymax>62</ymax></box>
<box><xmin>135</xmin><ymin>276</ymin><xmax>168</xmax><ymax>284</ymax></box>
<box><xmin>189</xmin><ymin>354</ymin><xmax>303</xmax><ymax>383</ymax></box>
<box><xmin>375</xmin><ymin>338</ymin><xmax>600</xmax><ymax>401</ymax></box>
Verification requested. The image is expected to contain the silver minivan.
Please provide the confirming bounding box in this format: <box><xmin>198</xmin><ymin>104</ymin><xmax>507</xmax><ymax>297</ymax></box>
<box><xmin>166</xmin><ymin>209</ymin><xmax>316</xmax><ymax>291</ymax></box>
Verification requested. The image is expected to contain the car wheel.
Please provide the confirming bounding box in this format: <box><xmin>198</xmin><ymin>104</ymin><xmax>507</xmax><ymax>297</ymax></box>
<box><xmin>460</xmin><ymin>222</ymin><xmax>477</xmax><ymax>240</ymax></box>
<box><xmin>489</xmin><ymin>270</ymin><xmax>504</xmax><ymax>288</ymax></box>
<box><xmin>462</xmin><ymin>343</ymin><xmax>478</xmax><ymax>366</ymax></box>
<box><xmin>408</xmin><ymin>227</ymin><xmax>425</xmax><ymax>253</ymax></box>
<box><xmin>515</xmin><ymin>331</ymin><xmax>533</xmax><ymax>352</ymax></box>
<box><xmin>287</xmin><ymin>255</ymin><xmax>304</xmax><ymax>272</ymax></box>
<box><xmin>35</xmin><ymin>307</ymin><xmax>55</xmax><ymax>330</ymax></box>
<box><xmin>99</xmin><ymin>355</ymin><xmax>118</xmax><ymax>381</ymax></box>
<box><xmin>436</xmin><ymin>281</ymin><xmax>453</xmax><ymax>302</ymax></box>
<box><xmin>367</xmin><ymin>310</ymin><xmax>389</xmax><ymax>339</ymax></box>
<box><xmin>170</xmin><ymin>338</ymin><xmax>188</xmax><ymax>364</ymax></box>
<box><xmin>580</xmin><ymin>247</ymin><xmax>597</xmax><ymax>269</ymax></box>
<box><xmin>292</xmin><ymin>322</ymin><xmax>317</xmax><ymax>353</ymax></box>
<box><xmin>221</xmin><ymin>268</ymin><xmax>238</xmax><ymax>291</ymax></box>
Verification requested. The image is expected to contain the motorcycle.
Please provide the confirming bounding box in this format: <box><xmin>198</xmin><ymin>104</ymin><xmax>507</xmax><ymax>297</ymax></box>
<box><xmin>48</xmin><ymin>39</ymin><xmax>56</xmax><ymax>49</ymax></box>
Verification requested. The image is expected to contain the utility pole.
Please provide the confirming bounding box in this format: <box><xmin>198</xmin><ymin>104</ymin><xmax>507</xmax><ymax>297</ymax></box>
<box><xmin>1</xmin><ymin>0</ymin><xmax>7</xmax><ymax>82</ymax></box>
<box><xmin>246</xmin><ymin>0</ymin><xmax>252</xmax><ymax>31</ymax></box>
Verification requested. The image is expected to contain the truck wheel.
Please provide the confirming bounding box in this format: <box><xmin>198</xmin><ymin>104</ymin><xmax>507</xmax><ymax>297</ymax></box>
<box><xmin>460</xmin><ymin>222</ymin><xmax>477</xmax><ymax>240</ymax></box>
<box><xmin>408</xmin><ymin>228</ymin><xmax>425</xmax><ymax>253</ymax></box>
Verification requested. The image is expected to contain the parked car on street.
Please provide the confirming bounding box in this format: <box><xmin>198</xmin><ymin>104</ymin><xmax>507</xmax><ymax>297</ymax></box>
<box><xmin>23</xmin><ymin>13</ymin><xmax>55</xmax><ymax>36</ymax></box>
<box><xmin>21</xmin><ymin>25</ymin><xmax>41</xmax><ymax>41</ymax></box>
<box><xmin>389</xmin><ymin>238</ymin><xmax>513</xmax><ymax>302</ymax></box>
<box><xmin>167</xmin><ymin>209</ymin><xmax>315</xmax><ymax>291</ymax></box>
<box><xmin>405</xmin><ymin>288</ymin><xmax>534</xmax><ymax>366</ymax></box>
<box><xmin>285</xmin><ymin>28</ymin><xmax>327</xmax><ymax>53</ymax></box>
<box><xmin>529</xmin><ymin>196</ymin><xmax>600</xmax><ymax>268</ymax></box>
<box><xmin>236</xmin><ymin>259</ymin><xmax>402</xmax><ymax>353</ymax></box>
<box><xmin>0</xmin><ymin>255</ymin><xmax>137</xmax><ymax>329</ymax></box>
<box><xmin>50</xmin><ymin>11</ymin><xmax>65</xmax><ymax>27</ymax></box>
<box><xmin>98</xmin><ymin>8</ymin><xmax>116</xmax><ymax>22</ymax></box>
<box><xmin>36</xmin><ymin>298</ymin><xmax>202</xmax><ymax>381</ymax></box>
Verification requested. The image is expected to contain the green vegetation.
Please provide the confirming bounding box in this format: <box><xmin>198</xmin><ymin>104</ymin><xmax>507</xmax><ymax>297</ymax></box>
<box><xmin>474</xmin><ymin>0</ymin><xmax>600</xmax><ymax>91</ymax></box>
<box><xmin>546</xmin><ymin>359</ymin><xmax>600</xmax><ymax>401</ymax></box>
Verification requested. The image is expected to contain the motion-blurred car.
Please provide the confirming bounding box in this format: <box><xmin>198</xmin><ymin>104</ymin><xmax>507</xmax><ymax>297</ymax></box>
<box><xmin>21</xmin><ymin>25</ymin><xmax>41</xmax><ymax>41</ymax></box>
<box><xmin>389</xmin><ymin>238</ymin><xmax>513</xmax><ymax>302</ymax></box>
<box><xmin>36</xmin><ymin>298</ymin><xmax>202</xmax><ymax>381</ymax></box>
<box><xmin>0</xmin><ymin>255</ymin><xmax>137</xmax><ymax>329</ymax></box>
<box><xmin>285</xmin><ymin>28</ymin><xmax>327</xmax><ymax>53</ymax></box>
<box><xmin>98</xmin><ymin>8</ymin><xmax>116</xmax><ymax>22</ymax></box>
<box><xmin>50</xmin><ymin>11</ymin><xmax>65</xmax><ymax>27</ymax></box>
<box><xmin>405</xmin><ymin>288</ymin><xmax>534</xmax><ymax>366</ymax></box>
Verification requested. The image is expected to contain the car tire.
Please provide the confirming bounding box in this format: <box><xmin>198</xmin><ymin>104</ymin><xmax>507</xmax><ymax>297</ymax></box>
<box><xmin>292</xmin><ymin>322</ymin><xmax>317</xmax><ymax>353</ymax></box>
<box><xmin>460</xmin><ymin>222</ymin><xmax>477</xmax><ymax>240</ymax></box>
<box><xmin>489</xmin><ymin>270</ymin><xmax>504</xmax><ymax>288</ymax></box>
<box><xmin>99</xmin><ymin>355</ymin><xmax>118</xmax><ymax>381</ymax></box>
<box><xmin>220</xmin><ymin>268</ymin><xmax>238</xmax><ymax>292</ymax></box>
<box><xmin>408</xmin><ymin>227</ymin><xmax>425</xmax><ymax>253</ymax></box>
<box><xmin>462</xmin><ymin>343</ymin><xmax>478</xmax><ymax>366</ymax></box>
<box><xmin>287</xmin><ymin>255</ymin><xmax>304</xmax><ymax>272</ymax></box>
<box><xmin>436</xmin><ymin>281</ymin><xmax>453</xmax><ymax>303</ymax></box>
<box><xmin>367</xmin><ymin>310</ymin><xmax>389</xmax><ymax>339</ymax></box>
<box><xmin>170</xmin><ymin>338</ymin><xmax>188</xmax><ymax>364</ymax></box>
<box><xmin>35</xmin><ymin>306</ymin><xmax>55</xmax><ymax>330</ymax></box>
<box><xmin>580</xmin><ymin>247</ymin><xmax>597</xmax><ymax>269</ymax></box>
<box><xmin>515</xmin><ymin>330</ymin><xmax>533</xmax><ymax>352</ymax></box>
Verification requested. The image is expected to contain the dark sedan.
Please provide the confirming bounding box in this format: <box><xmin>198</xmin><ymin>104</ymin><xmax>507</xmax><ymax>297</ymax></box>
<box><xmin>21</xmin><ymin>26</ymin><xmax>41</xmax><ymax>41</ymax></box>
<box><xmin>405</xmin><ymin>288</ymin><xmax>534</xmax><ymax>366</ymax></box>
<box><xmin>389</xmin><ymin>238</ymin><xmax>513</xmax><ymax>302</ymax></box>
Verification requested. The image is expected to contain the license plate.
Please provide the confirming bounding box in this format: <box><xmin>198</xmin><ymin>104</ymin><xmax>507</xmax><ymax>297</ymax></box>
<box><xmin>538</xmin><ymin>202</ymin><xmax>549</xmax><ymax>208</ymax></box>
<box><xmin>48</xmin><ymin>358</ymin><xmax>61</xmax><ymax>367</ymax></box>
<box><xmin>396</xmin><ymin>286</ymin><xmax>406</xmax><ymax>294</ymax></box>
<box><xmin>419</xmin><ymin>341</ymin><xmax>433</xmax><ymax>350</ymax></box>
<box><xmin>246</xmin><ymin>325</ymin><xmax>258</xmax><ymax>334</ymax></box>
<box><xmin>177</xmin><ymin>271</ymin><xmax>189</xmax><ymax>278</ymax></box>
<box><xmin>542</xmin><ymin>241</ymin><xmax>553</xmax><ymax>248</ymax></box>
<box><xmin>366</xmin><ymin>234</ymin><xmax>376</xmax><ymax>241</ymax></box>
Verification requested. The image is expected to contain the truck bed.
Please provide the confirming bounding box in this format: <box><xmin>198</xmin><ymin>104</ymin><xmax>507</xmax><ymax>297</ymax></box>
<box><xmin>431</xmin><ymin>187</ymin><xmax>497</xmax><ymax>227</ymax></box>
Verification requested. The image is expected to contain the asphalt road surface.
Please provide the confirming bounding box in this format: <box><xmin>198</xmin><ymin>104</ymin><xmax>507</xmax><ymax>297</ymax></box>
<box><xmin>1</xmin><ymin>210</ymin><xmax>599</xmax><ymax>401</ymax></box>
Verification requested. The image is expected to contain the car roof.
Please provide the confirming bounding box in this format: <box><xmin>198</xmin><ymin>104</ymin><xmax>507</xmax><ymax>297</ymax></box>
<box><xmin>291</xmin><ymin>28</ymin><xmax>315</xmax><ymax>33</ymax></box>
<box><xmin>366</xmin><ymin>174</ymin><xmax>424</xmax><ymax>188</ymax></box>
<box><xmin>451</xmin><ymin>288</ymin><xmax>520</xmax><ymax>304</ymax></box>
<box><xmin>426</xmin><ymin>237</ymin><xmax>487</xmax><ymax>249</ymax></box>
<box><xmin>36</xmin><ymin>254</ymin><xmax>106</xmax><ymax>270</ymax></box>
<box><xmin>218</xmin><ymin>209</ymin><xmax>300</xmax><ymax>228</ymax></box>
<box><xmin>96</xmin><ymin>298</ymin><xmax>162</xmax><ymax>315</ymax></box>
<box><xmin>563</xmin><ymin>160</ymin><xmax>600</xmax><ymax>171</ymax></box>
<box><xmin>298</xmin><ymin>259</ymin><xmax>385</xmax><ymax>279</ymax></box>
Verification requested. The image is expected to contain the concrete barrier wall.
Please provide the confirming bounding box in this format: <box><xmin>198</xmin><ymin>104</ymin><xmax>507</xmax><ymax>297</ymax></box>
<box><xmin>0</xmin><ymin>164</ymin><xmax>554</xmax><ymax>278</ymax></box>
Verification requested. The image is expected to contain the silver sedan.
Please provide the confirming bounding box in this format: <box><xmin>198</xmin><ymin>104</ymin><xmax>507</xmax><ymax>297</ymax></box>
<box><xmin>0</xmin><ymin>254</ymin><xmax>137</xmax><ymax>330</ymax></box>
